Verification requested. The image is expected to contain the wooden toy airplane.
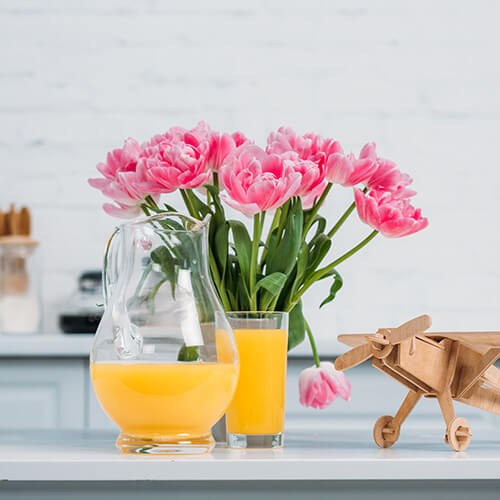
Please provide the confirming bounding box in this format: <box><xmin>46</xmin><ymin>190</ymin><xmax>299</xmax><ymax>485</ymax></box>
<box><xmin>335</xmin><ymin>315</ymin><xmax>500</xmax><ymax>452</ymax></box>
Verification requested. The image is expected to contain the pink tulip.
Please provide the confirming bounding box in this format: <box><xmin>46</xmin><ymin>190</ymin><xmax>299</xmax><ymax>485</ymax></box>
<box><xmin>325</xmin><ymin>144</ymin><xmax>378</xmax><ymax>187</ymax></box>
<box><xmin>361</xmin><ymin>143</ymin><xmax>415</xmax><ymax>199</ymax></box>
<box><xmin>207</xmin><ymin>130</ymin><xmax>252</xmax><ymax>171</ymax></box>
<box><xmin>219</xmin><ymin>144</ymin><xmax>302</xmax><ymax>216</ymax></box>
<box><xmin>299</xmin><ymin>362</ymin><xmax>351</xmax><ymax>410</ymax></box>
<box><xmin>148</xmin><ymin>121</ymin><xmax>250</xmax><ymax>176</ymax></box>
<box><xmin>177</xmin><ymin>121</ymin><xmax>251</xmax><ymax>172</ymax></box>
<box><xmin>267</xmin><ymin>127</ymin><xmax>343</xmax><ymax>167</ymax></box>
<box><xmin>100</xmin><ymin>201</ymin><xmax>142</xmax><ymax>218</ymax></box>
<box><xmin>354</xmin><ymin>188</ymin><xmax>428</xmax><ymax>238</ymax></box>
<box><xmin>268</xmin><ymin>126</ymin><xmax>378</xmax><ymax>189</ymax></box>
<box><xmin>88</xmin><ymin>138</ymin><xmax>159</xmax><ymax>218</ymax></box>
<box><xmin>281</xmin><ymin>152</ymin><xmax>327</xmax><ymax>209</ymax></box>
<box><xmin>267</xmin><ymin>127</ymin><xmax>325</xmax><ymax>162</ymax></box>
<box><xmin>142</xmin><ymin>127</ymin><xmax>212</xmax><ymax>191</ymax></box>
<box><xmin>267</xmin><ymin>127</ymin><xmax>349</xmax><ymax>207</ymax></box>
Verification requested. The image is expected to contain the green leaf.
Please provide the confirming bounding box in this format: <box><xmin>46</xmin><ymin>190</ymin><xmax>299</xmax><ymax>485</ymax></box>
<box><xmin>150</xmin><ymin>246</ymin><xmax>177</xmax><ymax>297</ymax></box>
<box><xmin>237</xmin><ymin>277</ymin><xmax>251</xmax><ymax>310</ymax></box>
<box><xmin>255</xmin><ymin>272</ymin><xmax>288</xmax><ymax>310</ymax></box>
<box><xmin>228</xmin><ymin>220</ymin><xmax>252</xmax><ymax>284</ymax></box>
<box><xmin>267</xmin><ymin>199</ymin><xmax>304</xmax><ymax>276</ymax></box>
<box><xmin>317</xmin><ymin>267</ymin><xmax>338</xmax><ymax>281</ymax></box>
<box><xmin>262</xmin><ymin>227</ymin><xmax>278</xmax><ymax>269</ymax></box>
<box><xmin>188</xmin><ymin>191</ymin><xmax>212</xmax><ymax>218</ymax></box>
<box><xmin>254</xmin><ymin>272</ymin><xmax>287</xmax><ymax>295</ymax></box>
<box><xmin>306</xmin><ymin>233</ymin><xmax>332</xmax><ymax>274</ymax></box>
<box><xmin>290</xmin><ymin>242</ymin><xmax>309</xmax><ymax>297</ymax></box>
<box><xmin>304</xmin><ymin>214</ymin><xmax>326</xmax><ymax>239</ymax></box>
<box><xmin>213</xmin><ymin>222</ymin><xmax>229</xmax><ymax>279</ymax></box>
<box><xmin>288</xmin><ymin>300</ymin><xmax>306</xmax><ymax>351</ymax></box>
<box><xmin>205</xmin><ymin>184</ymin><xmax>223</xmax><ymax>209</ymax></box>
<box><xmin>319</xmin><ymin>269</ymin><xmax>343</xmax><ymax>308</ymax></box>
<box><xmin>151</xmin><ymin>246</ymin><xmax>173</xmax><ymax>273</ymax></box>
<box><xmin>156</xmin><ymin>217</ymin><xmax>184</xmax><ymax>231</ymax></box>
<box><xmin>264</xmin><ymin>203</ymin><xmax>289</xmax><ymax>266</ymax></box>
<box><xmin>226</xmin><ymin>288</ymin><xmax>238</xmax><ymax>311</ymax></box>
<box><xmin>163</xmin><ymin>203</ymin><xmax>179</xmax><ymax>212</ymax></box>
<box><xmin>177</xmin><ymin>344</ymin><xmax>200</xmax><ymax>361</ymax></box>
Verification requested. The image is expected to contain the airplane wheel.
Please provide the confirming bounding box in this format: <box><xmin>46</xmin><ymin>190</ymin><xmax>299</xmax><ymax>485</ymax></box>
<box><xmin>446</xmin><ymin>417</ymin><xmax>471</xmax><ymax>452</ymax></box>
<box><xmin>373</xmin><ymin>415</ymin><xmax>400</xmax><ymax>448</ymax></box>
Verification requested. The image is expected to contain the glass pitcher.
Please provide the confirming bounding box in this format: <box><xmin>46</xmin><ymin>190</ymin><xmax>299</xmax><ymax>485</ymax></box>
<box><xmin>90</xmin><ymin>213</ymin><xmax>239</xmax><ymax>455</ymax></box>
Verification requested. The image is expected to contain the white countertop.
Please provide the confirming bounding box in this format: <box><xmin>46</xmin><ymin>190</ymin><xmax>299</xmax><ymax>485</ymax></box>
<box><xmin>0</xmin><ymin>334</ymin><xmax>345</xmax><ymax>358</ymax></box>
<box><xmin>2</xmin><ymin>428</ymin><xmax>500</xmax><ymax>482</ymax></box>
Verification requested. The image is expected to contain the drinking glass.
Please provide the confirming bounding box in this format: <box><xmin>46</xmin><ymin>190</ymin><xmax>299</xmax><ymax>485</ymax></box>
<box><xmin>225</xmin><ymin>311</ymin><xmax>288</xmax><ymax>449</ymax></box>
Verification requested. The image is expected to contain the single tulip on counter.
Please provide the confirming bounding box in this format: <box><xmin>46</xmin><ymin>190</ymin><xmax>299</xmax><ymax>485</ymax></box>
<box><xmin>299</xmin><ymin>362</ymin><xmax>351</xmax><ymax>410</ymax></box>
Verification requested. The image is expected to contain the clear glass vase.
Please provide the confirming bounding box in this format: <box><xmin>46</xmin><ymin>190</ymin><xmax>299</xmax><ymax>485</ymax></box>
<box><xmin>225</xmin><ymin>311</ymin><xmax>288</xmax><ymax>449</ymax></box>
<box><xmin>90</xmin><ymin>213</ymin><xmax>239</xmax><ymax>455</ymax></box>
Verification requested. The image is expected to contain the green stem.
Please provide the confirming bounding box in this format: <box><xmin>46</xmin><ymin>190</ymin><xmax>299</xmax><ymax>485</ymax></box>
<box><xmin>146</xmin><ymin>196</ymin><xmax>230</xmax><ymax>311</ymax></box>
<box><xmin>132</xmin><ymin>262</ymin><xmax>153</xmax><ymax>298</ymax></box>
<box><xmin>181</xmin><ymin>189</ymin><xmax>197</xmax><ymax>218</ymax></box>
<box><xmin>327</xmin><ymin>187</ymin><xmax>368</xmax><ymax>239</ymax></box>
<box><xmin>305</xmin><ymin>319</ymin><xmax>320</xmax><ymax>368</ymax></box>
<box><xmin>303</xmin><ymin>183</ymin><xmax>332</xmax><ymax>238</ymax></box>
<box><xmin>144</xmin><ymin>195</ymin><xmax>160</xmax><ymax>211</ymax></box>
<box><xmin>209</xmin><ymin>251</ymin><xmax>231</xmax><ymax>311</ymax></box>
<box><xmin>249</xmin><ymin>212</ymin><xmax>264</xmax><ymax>309</ymax></box>
<box><xmin>268</xmin><ymin>201</ymin><xmax>289</xmax><ymax>261</ymax></box>
<box><xmin>147</xmin><ymin>277</ymin><xmax>168</xmax><ymax>314</ymax></box>
<box><xmin>327</xmin><ymin>201</ymin><xmax>355</xmax><ymax>238</ymax></box>
<box><xmin>286</xmin><ymin>229</ymin><xmax>379</xmax><ymax>311</ymax></box>
<box><xmin>258</xmin><ymin>208</ymin><xmax>281</xmax><ymax>271</ymax></box>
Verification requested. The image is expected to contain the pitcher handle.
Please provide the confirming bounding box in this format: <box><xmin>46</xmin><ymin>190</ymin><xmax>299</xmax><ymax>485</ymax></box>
<box><xmin>102</xmin><ymin>227</ymin><xmax>120</xmax><ymax>307</ymax></box>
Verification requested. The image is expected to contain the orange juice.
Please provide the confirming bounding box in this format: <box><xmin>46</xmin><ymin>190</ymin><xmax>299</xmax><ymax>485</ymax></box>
<box><xmin>226</xmin><ymin>329</ymin><xmax>287</xmax><ymax>435</ymax></box>
<box><xmin>91</xmin><ymin>361</ymin><xmax>238</xmax><ymax>439</ymax></box>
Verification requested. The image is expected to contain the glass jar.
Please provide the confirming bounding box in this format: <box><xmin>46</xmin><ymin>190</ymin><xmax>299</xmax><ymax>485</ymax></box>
<box><xmin>0</xmin><ymin>237</ymin><xmax>41</xmax><ymax>335</ymax></box>
<box><xmin>90</xmin><ymin>213</ymin><xmax>239</xmax><ymax>455</ymax></box>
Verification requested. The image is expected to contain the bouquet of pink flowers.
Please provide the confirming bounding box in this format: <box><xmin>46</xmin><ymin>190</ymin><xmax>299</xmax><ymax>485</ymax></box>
<box><xmin>90</xmin><ymin>121</ymin><xmax>428</xmax><ymax>409</ymax></box>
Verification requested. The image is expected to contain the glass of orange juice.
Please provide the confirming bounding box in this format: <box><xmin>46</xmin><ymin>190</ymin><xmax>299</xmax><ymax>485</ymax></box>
<box><xmin>225</xmin><ymin>311</ymin><xmax>288</xmax><ymax>449</ymax></box>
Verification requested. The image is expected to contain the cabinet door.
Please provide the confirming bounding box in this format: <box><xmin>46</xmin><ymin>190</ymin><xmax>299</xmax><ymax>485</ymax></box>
<box><xmin>0</xmin><ymin>359</ymin><xmax>85</xmax><ymax>429</ymax></box>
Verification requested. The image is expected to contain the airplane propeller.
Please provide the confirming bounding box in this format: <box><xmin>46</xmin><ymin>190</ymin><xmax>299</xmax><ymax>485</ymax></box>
<box><xmin>334</xmin><ymin>314</ymin><xmax>432</xmax><ymax>371</ymax></box>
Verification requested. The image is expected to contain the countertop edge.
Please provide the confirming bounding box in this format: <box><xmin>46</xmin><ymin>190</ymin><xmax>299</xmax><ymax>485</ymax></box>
<box><xmin>2</xmin><ymin>457</ymin><xmax>500</xmax><ymax>482</ymax></box>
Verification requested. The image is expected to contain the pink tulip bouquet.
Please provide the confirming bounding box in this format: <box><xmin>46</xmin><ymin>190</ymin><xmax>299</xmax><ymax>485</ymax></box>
<box><xmin>90</xmin><ymin>121</ymin><xmax>428</xmax><ymax>410</ymax></box>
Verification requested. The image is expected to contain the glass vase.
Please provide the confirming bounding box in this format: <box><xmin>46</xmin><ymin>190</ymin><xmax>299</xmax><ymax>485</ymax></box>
<box><xmin>90</xmin><ymin>213</ymin><xmax>239</xmax><ymax>455</ymax></box>
<box><xmin>225</xmin><ymin>311</ymin><xmax>288</xmax><ymax>449</ymax></box>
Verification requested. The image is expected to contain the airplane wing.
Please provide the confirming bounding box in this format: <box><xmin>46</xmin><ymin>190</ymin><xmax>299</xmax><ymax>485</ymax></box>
<box><xmin>424</xmin><ymin>332</ymin><xmax>500</xmax><ymax>347</ymax></box>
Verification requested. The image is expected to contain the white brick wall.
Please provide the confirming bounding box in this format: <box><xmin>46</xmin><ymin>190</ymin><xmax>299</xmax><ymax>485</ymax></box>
<box><xmin>1</xmin><ymin>0</ymin><xmax>499</xmax><ymax>350</ymax></box>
